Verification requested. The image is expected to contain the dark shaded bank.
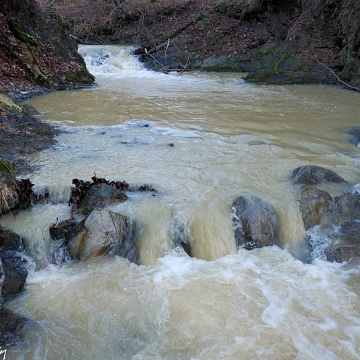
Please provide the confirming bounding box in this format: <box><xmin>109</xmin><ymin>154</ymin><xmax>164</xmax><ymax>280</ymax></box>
<box><xmin>0</xmin><ymin>0</ymin><xmax>96</xmax><ymax>173</ymax></box>
<box><xmin>0</xmin><ymin>0</ymin><xmax>94</xmax><ymax>93</ymax></box>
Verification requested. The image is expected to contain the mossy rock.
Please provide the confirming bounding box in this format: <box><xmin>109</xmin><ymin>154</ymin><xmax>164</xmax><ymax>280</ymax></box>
<box><xmin>0</xmin><ymin>160</ymin><xmax>13</xmax><ymax>173</ymax></box>
<box><xmin>0</xmin><ymin>95</ymin><xmax>22</xmax><ymax>113</ymax></box>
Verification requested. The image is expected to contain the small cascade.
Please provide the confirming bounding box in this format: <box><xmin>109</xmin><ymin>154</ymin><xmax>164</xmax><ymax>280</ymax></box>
<box><xmin>78</xmin><ymin>45</ymin><xmax>146</xmax><ymax>77</ymax></box>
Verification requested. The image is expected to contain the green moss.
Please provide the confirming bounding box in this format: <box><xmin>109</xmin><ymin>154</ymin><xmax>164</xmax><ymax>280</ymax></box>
<box><xmin>274</xmin><ymin>53</ymin><xmax>292</xmax><ymax>74</ymax></box>
<box><xmin>0</xmin><ymin>95</ymin><xmax>22</xmax><ymax>113</ymax></box>
<box><xmin>0</xmin><ymin>160</ymin><xmax>13</xmax><ymax>173</ymax></box>
<box><xmin>65</xmin><ymin>66</ymin><xmax>95</xmax><ymax>84</ymax></box>
<box><xmin>8</xmin><ymin>19</ymin><xmax>39</xmax><ymax>48</ymax></box>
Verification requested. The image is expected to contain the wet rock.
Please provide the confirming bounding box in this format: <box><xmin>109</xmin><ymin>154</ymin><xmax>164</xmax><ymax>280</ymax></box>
<box><xmin>74</xmin><ymin>183</ymin><xmax>128</xmax><ymax>215</ymax></box>
<box><xmin>67</xmin><ymin>209</ymin><xmax>137</xmax><ymax>263</ymax></box>
<box><xmin>171</xmin><ymin>217</ymin><xmax>193</xmax><ymax>257</ymax></box>
<box><xmin>292</xmin><ymin>165</ymin><xmax>345</xmax><ymax>185</ymax></box>
<box><xmin>299</xmin><ymin>184</ymin><xmax>360</xmax><ymax>231</ymax></box>
<box><xmin>231</xmin><ymin>196</ymin><xmax>277</xmax><ymax>249</ymax></box>
<box><xmin>299</xmin><ymin>186</ymin><xmax>334</xmax><ymax>230</ymax></box>
<box><xmin>50</xmin><ymin>238</ymin><xmax>72</xmax><ymax>267</ymax></box>
<box><xmin>309</xmin><ymin>221</ymin><xmax>360</xmax><ymax>263</ymax></box>
<box><xmin>332</xmin><ymin>190</ymin><xmax>360</xmax><ymax>225</ymax></box>
<box><xmin>49</xmin><ymin>219</ymin><xmax>79</xmax><ymax>242</ymax></box>
<box><xmin>0</xmin><ymin>307</ymin><xmax>28</xmax><ymax>347</ymax></box>
<box><xmin>0</xmin><ymin>160</ymin><xmax>19</xmax><ymax>213</ymax></box>
<box><xmin>0</xmin><ymin>226</ymin><xmax>23</xmax><ymax>252</ymax></box>
<box><xmin>0</xmin><ymin>250</ymin><xmax>27</xmax><ymax>301</ymax></box>
<box><xmin>49</xmin><ymin>219</ymin><xmax>78</xmax><ymax>266</ymax></box>
<box><xmin>0</xmin><ymin>258</ymin><xmax>3</xmax><ymax>308</ymax></box>
<box><xmin>328</xmin><ymin>221</ymin><xmax>360</xmax><ymax>262</ymax></box>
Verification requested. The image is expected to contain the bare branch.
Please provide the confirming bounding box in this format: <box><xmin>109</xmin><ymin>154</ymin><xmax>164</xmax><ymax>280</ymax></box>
<box><xmin>315</xmin><ymin>60</ymin><xmax>360</xmax><ymax>92</ymax></box>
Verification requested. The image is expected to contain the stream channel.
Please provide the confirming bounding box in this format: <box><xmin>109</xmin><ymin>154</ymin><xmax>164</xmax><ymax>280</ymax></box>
<box><xmin>2</xmin><ymin>45</ymin><xmax>360</xmax><ymax>359</ymax></box>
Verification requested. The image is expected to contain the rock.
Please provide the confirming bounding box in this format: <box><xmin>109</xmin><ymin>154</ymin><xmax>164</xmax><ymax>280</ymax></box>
<box><xmin>332</xmin><ymin>191</ymin><xmax>360</xmax><ymax>225</ymax></box>
<box><xmin>67</xmin><ymin>210</ymin><xmax>137</xmax><ymax>263</ymax></box>
<box><xmin>50</xmin><ymin>238</ymin><xmax>72</xmax><ymax>267</ymax></box>
<box><xmin>0</xmin><ymin>307</ymin><xmax>27</xmax><ymax>347</ymax></box>
<box><xmin>49</xmin><ymin>219</ymin><xmax>79</xmax><ymax>242</ymax></box>
<box><xmin>327</xmin><ymin>221</ymin><xmax>360</xmax><ymax>262</ymax></box>
<box><xmin>231</xmin><ymin>196</ymin><xmax>277</xmax><ymax>249</ymax></box>
<box><xmin>0</xmin><ymin>258</ymin><xmax>3</xmax><ymax>308</ymax></box>
<box><xmin>0</xmin><ymin>227</ymin><xmax>29</xmax><ymax>348</ymax></box>
<box><xmin>0</xmin><ymin>226</ymin><xmax>23</xmax><ymax>252</ymax></box>
<box><xmin>292</xmin><ymin>165</ymin><xmax>345</xmax><ymax>185</ymax></box>
<box><xmin>299</xmin><ymin>184</ymin><xmax>360</xmax><ymax>231</ymax></box>
<box><xmin>0</xmin><ymin>160</ymin><xmax>19</xmax><ymax>213</ymax></box>
<box><xmin>299</xmin><ymin>186</ymin><xmax>334</xmax><ymax>230</ymax></box>
<box><xmin>0</xmin><ymin>250</ymin><xmax>27</xmax><ymax>301</ymax></box>
<box><xmin>309</xmin><ymin>221</ymin><xmax>360</xmax><ymax>263</ymax></box>
<box><xmin>171</xmin><ymin>217</ymin><xmax>193</xmax><ymax>257</ymax></box>
<box><xmin>73</xmin><ymin>182</ymin><xmax>128</xmax><ymax>215</ymax></box>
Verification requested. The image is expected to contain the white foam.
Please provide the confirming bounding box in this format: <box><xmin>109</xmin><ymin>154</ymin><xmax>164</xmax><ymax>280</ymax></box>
<box><xmin>78</xmin><ymin>45</ymin><xmax>146</xmax><ymax>77</ymax></box>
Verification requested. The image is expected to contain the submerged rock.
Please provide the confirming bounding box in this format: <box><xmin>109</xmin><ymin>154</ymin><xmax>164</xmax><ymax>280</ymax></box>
<box><xmin>346</xmin><ymin>127</ymin><xmax>360</xmax><ymax>147</ymax></box>
<box><xmin>231</xmin><ymin>196</ymin><xmax>277</xmax><ymax>250</ymax></box>
<box><xmin>67</xmin><ymin>209</ymin><xmax>137</xmax><ymax>263</ymax></box>
<box><xmin>292</xmin><ymin>165</ymin><xmax>345</xmax><ymax>185</ymax></box>
<box><xmin>0</xmin><ymin>307</ymin><xmax>28</xmax><ymax>347</ymax></box>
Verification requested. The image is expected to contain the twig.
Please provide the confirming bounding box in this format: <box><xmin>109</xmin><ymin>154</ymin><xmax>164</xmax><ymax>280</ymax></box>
<box><xmin>144</xmin><ymin>48</ymin><xmax>168</xmax><ymax>73</ymax></box>
<box><xmin>315</xmin><ymin>59</ymin><xmax>360</xmax><ymax>92</ymax></box>
<box><xmin>164</xmin><ymin>38</ymin><xmax>170</xmax><ymax>68</ymax></box>
<box><xmin>179</xmin><ymin>54</ymin><xmax>191</xmax><ymax>75</ymax></box>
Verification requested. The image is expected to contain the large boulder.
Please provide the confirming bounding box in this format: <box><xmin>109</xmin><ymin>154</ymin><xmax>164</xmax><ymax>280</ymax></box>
<box><xmin>292</xmin><ymin>165</ymin><xmax>345</xmax><ymax>185</ymax></box>
<box><xmin>67</xmin><ymin>209</ymin><xmax>137</xmax><ymax>263</ymax></box>
<box><xmin>231</xmin><ymin>196</ymin><xmax>277</xmax><ymax>250</ymax></box>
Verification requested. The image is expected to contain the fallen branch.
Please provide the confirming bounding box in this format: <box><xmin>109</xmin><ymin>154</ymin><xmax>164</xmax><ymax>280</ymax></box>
<box><xmin>315</xmin><ymin>59</ymin><xmax>360</xmax><ymax>92</ymax></box>
<box><xmin>144</xmin><ymin>48</ymin><xmax>168</xmax><ymax>73</ymax></box>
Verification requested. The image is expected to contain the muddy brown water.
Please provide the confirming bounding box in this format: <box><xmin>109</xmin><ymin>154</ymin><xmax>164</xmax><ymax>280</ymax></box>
<box><xmin>2</xmin><ymin>45</ymin><xmax>360</xmax><ymax>359</ymax></box>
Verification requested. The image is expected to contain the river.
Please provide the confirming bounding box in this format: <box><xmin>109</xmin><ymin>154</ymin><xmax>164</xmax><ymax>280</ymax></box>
<box><xmin>2</xmin><ymin>45</ymin><xmax>360</xmax><ymax>359</ymax></box>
